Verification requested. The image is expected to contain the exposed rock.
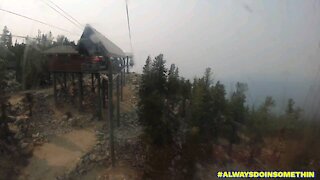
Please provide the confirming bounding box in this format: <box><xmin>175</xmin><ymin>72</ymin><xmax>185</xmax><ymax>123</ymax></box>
<box><xmin>32</xmin><ymin>132</ymin><xmax>39</xmax><ymax>138</ymax></box>
<box><xmin>4</xmin><ymin>70</ymin><xmax>21</xmax><ymax>93</ymax></box>
<box><xmin>78</xmin><ymin>168</ymin><xmax>86</xmax><ymax>175</ymax></box>
<box><xmin>20</xmin><ymin>143</ymin><xmax>33</xmax><ymax>155</ymax></box>
<box><xmin>89</xmin><ymin>154</ymin><xmax>96</xmax><ymax>161</ymax></box>
<box><xmin>20</xmin><ymin>142</ymin><xmax>29</xmax><ymax>149</ymax></box>
<box><xmin>68</xmin><ymin>118</ymin><xmax>75</xmax><ymax>126</ymax></box>
<box><xmin>62</xmin><ymin>115</ymin><xmax>68</xmax><ymax>121</ymax></box>
<box><xmin>14</xmin><ymin>131</ymin><xmax>24</xmax><ymax>140</ymax></box>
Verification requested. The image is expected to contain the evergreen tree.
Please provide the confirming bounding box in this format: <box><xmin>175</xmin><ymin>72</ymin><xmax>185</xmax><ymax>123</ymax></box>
<box><xmin>21</xmin><ymin>45</ymin><xmax>46</xmax><ymax>89</ymax></box>
<box><xmin>8</xmin><ymin>43</ymin><xmax>25</xmax><ymax>82</ymax></box>
<box><xmin>0</xmin><ymin>26</ymin><xmax>12</xmax><ymax>47</ymax></box>
<box><xmin>229</xmin><ymin>82</ymin><xmax>248</xmax><ymax>123</ymax></box>
<box><xmin>189</xmin><ymin>68</ymin><xmax>224</xmax><ymax>142</ymax></box>
<box><xmin>7</xmin><ymin>33</ymin><xmax>12</xmax><ymax>47</ymax></box>
<box><xmin>204</xmin><ymin>67</ymin><xmax>212</xmax><ymax>88</ymax></box>
<box><xmin>225</xmin><ymin>82</ymin><xmax>248</xmax><ymax>153</ymax></box>
<box><xmin>55</xmin><ymin>35</ymin><xmax>72</xmax><ymax>45</ymax></box>
<box><xmin>167</xmin><ymin>64</ymin><xmax>180</xmax><ymax>104</ymax></box>
<box><xmin>260</xmin><ymin>96</ymin><xmax>275</xmax><ymax>115</ymax></box>
<box><xmin>180</xmin><ymin>78</ymin><xmax>192</xmax><ymax>117</ymax></box>
<box><xmin>285</xmin><ymin>98</ymin><xmax>301</xmax><ymax>121</ymax></box>
<box><xmin>0</xmin><ymin>45</ymin><xmax>9</xmax><ymax>141</ymax></box>
<box><xmin>138</xmin><ymin>54</ymin><xmax>179</xmax><ymax>145</ymax></box>
<box><xmin>0</xmin><ymin>52</ymin><xmax>7</xmax><ymax>88</ymax></box>
<box><xmin>286</xmin><ymin>98</ymin><xmax>295</xmax><ymax>115</ymax></box>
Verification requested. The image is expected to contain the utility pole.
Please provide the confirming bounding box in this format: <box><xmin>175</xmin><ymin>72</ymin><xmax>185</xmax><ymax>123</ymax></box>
<box><xmin>120</xmin><ymin>59</ymin><xmax>124</xmax><ymax>101</ymax></box>
<box><xmin>123</xmin><ymin>58</ymin><xmax>126</xmax><ymax>86</ymax></box>
<box><xmin>53</xmin><ymin>73</ymin><xmax>57</xmax><ymax>104</ymax></box>
<box><xmin>116</xmin><ymin>75</ymin><xmax>120</xmax><ymax>127</ymax></box>
<box><xmin>126</xmin><ymin>56</ymin><xmax>129</xmax><ymax>73</ymax></box>
<box><xmin>91</xmin><ymin>73</ymin><xmax>95</xmax><ymax>92</ymax></box>
<box><xmin>107</xmin><ymin>60</ymin><xmax>115</xmax><ymax>167</ymax></box>
<box><xmin>102</xmin><ymin>79</ymin><xmax>106</xmax><ymax>108</ymax></box>
<box><xmin>78</xmin><ymin>73</ymin><xmax>83</xmax><ymax>110</ymax></box>
<box><xmin>97</xmin><ymin>73</ymin><xmax>102</xmax><ymax>120</ymax></box>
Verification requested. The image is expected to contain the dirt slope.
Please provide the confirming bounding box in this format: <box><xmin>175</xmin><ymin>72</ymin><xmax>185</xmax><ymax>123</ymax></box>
<box><xmin>18</xmin><ymin>128</ymin><xmax>96</xmax><ymax>180</ymax></box>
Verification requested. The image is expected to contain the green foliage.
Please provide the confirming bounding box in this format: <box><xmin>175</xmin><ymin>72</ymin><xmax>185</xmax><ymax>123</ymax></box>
<box><xmin>134</xmin><ymin>53</ymin><xmax>320</xmax><ymax>172</ymax></box>
<box><xmin>0</xmin><ymin>26</ymin><xmax>12</xmax><ymax>47</ymax></box>
<box><xmin>286</xmin><ymin>98</ymin><xmax>295</xmax><ymax>114</ymax></box>
<box><xmin>285</xmin><ymin>98</ymin><xmax>302</xmax><ymax>121</ymax></box>
<box><xmin>139</xmin><ymin>55</ymin><xmax>198</xmax><ymax>145</ymax></box>
<box><xmin>137</xmin><ymin>53</ymin><xmax>316</xmax><ymax>170</ymax></box>
<box><xmin>0</xmin><ymin>56</ymin><xmax>7</xmax><ymax>91</ymax></box>
<box><xmin>221</xmin><ymin>82</ymin><xmax>248</xmax><ymax>147</ymax></box>
<box><xmin>260</xmin><ymin>96</ymin><xmax>275</xmax><ymax>114</ymax></box>
<box><xmin>138</xmin><ymin>54</ymin><xmax>175</xmax><ymax>145</ymax></box>
<box><xmin>228</xmin><ymin>83</ymin><xmax>248</xmax><ymax>123</ymax></box>
<box><xmin>245</xmin><ymin>95</ymin><xmax>306</xmax><ymax>157</ymax></box>
<box><xmin>139</xmin><ymin>60</ymin><xmax>248</xmax><ymax>145</ymax></box>
<box><xmin>8</xmin><ymin>43</ymin><xmax>25</xmax><ymax>82</ymax></box>
<box><xmin>36</xmin><ymin>30</ymin><xmax>54</xmax><ymax>48</ymax></box>
<box><xmin>0</xmin><ymin>44</ymin><xmax>12</xmax><ymax>92</ymax></box>
<box><xmin>0</xmin><ymin>26</ymin><xmax>77</xmax><ymax>89</ymax></box>
<box><xmin>178</xmin><ymin>78</ymin><xmax>191</xmax><ymax>118</ymax></box>
<box><xmin>55</xmin><ymin>35</ymin><xmax>69</xmax><ymax>45</ymax></box>
<box><xmin>188</xmin><ymin>68</ymin><xmax>228</xmax><ymax>142</ymax></box>
<box><xmin>21</xmin><ymin>45</ymin><xmax>48</xmax><ymax>89</ymax></box>
<box><xmin>180</xmin><ymin>78</ymin><xmax>191</xmax><ymax>100</ymax></box>
<box><xmin>167</xmin><ymin>64</ymin><xmax>180</xmax><ymax>103</ymax></box>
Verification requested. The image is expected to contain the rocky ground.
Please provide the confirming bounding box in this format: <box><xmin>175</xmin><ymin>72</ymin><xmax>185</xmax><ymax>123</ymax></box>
<box><xmin>3</xmin><ymin>70</ymin><xmax>21</xmax><ymax>93</ymax></box>
<box><xmin>55</xmin><ymin>72</ymin><xmax>145</xmax><ymax>180</ymax></box>
<box><xmin>1</xmin><ymin>72</ymin><xmax>145</xmax><ymax>180</ymax></box>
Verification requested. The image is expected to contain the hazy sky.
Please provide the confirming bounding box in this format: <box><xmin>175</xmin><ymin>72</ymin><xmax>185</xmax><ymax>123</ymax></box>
<box><xmin>1</xmin><ymin>0</ymin><xmax>320</xmax><ymax>112</ymax></box>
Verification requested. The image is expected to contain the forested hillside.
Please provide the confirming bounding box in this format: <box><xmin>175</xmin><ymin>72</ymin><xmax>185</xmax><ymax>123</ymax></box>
<box><xmin>137</xmin><ymin>54</ymin><xmax>320</xmax><ymax>179</ymax></box>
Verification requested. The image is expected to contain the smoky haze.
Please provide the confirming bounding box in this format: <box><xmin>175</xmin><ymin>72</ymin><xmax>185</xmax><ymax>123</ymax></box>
<box><xmin>1</xmin><ymin>0</ymin><xmax>320</xmax><ymax>116</ymax></box>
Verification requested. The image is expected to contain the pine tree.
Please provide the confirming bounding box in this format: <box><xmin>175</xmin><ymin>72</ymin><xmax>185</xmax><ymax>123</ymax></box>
<box><xmin>260</xmin><ymin>96</ymin><xmax>275</xmax><ymax>115</ymax></box>
<box><xmin>7</xmin><ymin>33</ymin><xmax>12</xmax><ymax>47</ymax></box>
<box><xmin>180</xmin><ymin>78</ymin><xmax>191</xmax><ymax>117</ymax></box>
<box><xmin>286</xmin><ymin>98</ymin><xmax>295</xmax><ymax>115</ymax></box>
<box><xmin>0</xmin><ymin>26</ymin><xmax>12</xmax><ymax>47</ymax></box>
<box><xmin>0</xmin><ymin>52</ymin><xmax>7</xmax><ymax>88</ymax></box>
<box><xmin>138</xmin><ymin>55</ymin><xmax>176</xmax><ymax>145</ymax></box>
<box><xmin>167</xmin><ymin>64</ymin><xmax>180</xmax><ymax>103</ymax></box>
<box><xmin>189</xmin><ymin>68</ymin><xmax>223</xmax><ymax>142</ymax></box>
<box><xmin>285</xmin><ymin>98</ymin><xmax>301</xmax><ymax>121</ymax></box>
<box><xmin>225</xmin><ymin>82</ymin><xmax>248</xmax><ymax>154</ymax></box>
<box><xmin>0</xmin><ymin>43</ymin><xmax>8</xmax><ymax>141</ymax></box>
